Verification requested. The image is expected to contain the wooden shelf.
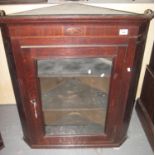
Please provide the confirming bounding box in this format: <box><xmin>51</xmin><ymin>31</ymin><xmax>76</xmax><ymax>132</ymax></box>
<box><xmin>37</xmin><ymin>58</ymin><xmax>112</xmax><ymax>78</ymax></box>
<box><xmin>41</xmin><ymin>78</ymin><xmax>108</xmax><ymax>110</ymax></box>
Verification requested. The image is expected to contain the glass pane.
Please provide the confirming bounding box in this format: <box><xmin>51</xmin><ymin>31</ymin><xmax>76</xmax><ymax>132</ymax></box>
<box><xmin>37</xmin><ymin>58</ymin><xmax>112</xmax><ymax>136</ymax></box>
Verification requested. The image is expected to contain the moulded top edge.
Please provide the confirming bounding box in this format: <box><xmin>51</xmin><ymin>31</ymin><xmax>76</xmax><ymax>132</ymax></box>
<box><xmin>0</xmin><ymin>3</ymin><xmax>153</xmax><ymax>24</ymax></box>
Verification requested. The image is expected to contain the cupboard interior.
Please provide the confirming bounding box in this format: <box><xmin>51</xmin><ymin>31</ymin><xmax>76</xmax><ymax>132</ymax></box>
<box><xmin>38</xmin><ymin>58</ymin><xmax>112</xmax><ymax>135</ymax></box>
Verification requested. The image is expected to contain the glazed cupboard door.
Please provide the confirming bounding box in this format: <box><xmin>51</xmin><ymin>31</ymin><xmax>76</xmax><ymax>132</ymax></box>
<box><xmin>14</xmin><ymin>45</ymin><xmax>128</xmax><ymax>147</ymax></box>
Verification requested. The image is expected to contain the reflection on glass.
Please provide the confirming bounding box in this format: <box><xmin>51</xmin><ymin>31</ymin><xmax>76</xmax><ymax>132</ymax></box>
<box><xmin>37</xmin><ymin>58</ymin><xmax>112</xmax><ymax>135</ymax></box>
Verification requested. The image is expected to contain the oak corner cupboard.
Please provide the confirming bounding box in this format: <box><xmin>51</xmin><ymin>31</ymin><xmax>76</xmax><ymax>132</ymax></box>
<box><xmin>0</xmin><ymin>3</ymin><xmax>153</xmax><ymax>148</ymax></box>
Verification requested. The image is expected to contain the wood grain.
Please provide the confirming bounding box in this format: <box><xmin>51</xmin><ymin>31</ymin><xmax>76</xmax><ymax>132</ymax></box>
<box><xmin>0</xmin><ymin>13</ymin><xmax>151</xmax><ymax>148</ymax></box>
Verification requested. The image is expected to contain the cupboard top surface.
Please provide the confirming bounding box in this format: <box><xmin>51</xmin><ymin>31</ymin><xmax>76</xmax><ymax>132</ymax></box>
<box><xmin>0</xmin><ymin>3</ymin><xmax>153</xmax><ymax>24</ymax></box>
<box><xmin>11</xmin><ymin>3</ymin><xmax>136</xmax><ymax>16</ymax></box>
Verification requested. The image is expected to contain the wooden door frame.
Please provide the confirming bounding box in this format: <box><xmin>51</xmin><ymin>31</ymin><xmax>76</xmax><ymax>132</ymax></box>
<box><xmin>11</xmin><ymin>45</ymin><xmax>128</xmax><ymax>147</ymax></box>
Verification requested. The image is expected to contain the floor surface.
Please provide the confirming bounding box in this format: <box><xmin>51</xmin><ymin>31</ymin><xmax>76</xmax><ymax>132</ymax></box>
<box><xmin>0</xmin><ymin>105</ymin><xmax>153</xmax><ymax>155</ymax></box>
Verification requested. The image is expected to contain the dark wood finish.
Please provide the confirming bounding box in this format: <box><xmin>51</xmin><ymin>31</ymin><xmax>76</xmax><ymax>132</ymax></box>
<box><xmin>0</xmin><ymin>133</ymin><xmax>4</xmax><ymax>149</ymax></box>
<box><xmin>149</xmin><ymin>46</ymin><xmax>154</xmax><ymax>74</ymax></box>
<box><xmin>136</xmin><ymin>46</ymin><xmax>154</xmax><ymax>150</ymax></box>
<box><xmin>8</xmin><ymin>24</ymin><xmax>139</xmax><ymax>37</ymax></box>
<box><xmin>0</xmin><ymin>10</ymin><xmax>152</xmax><ymax>148</ymax></box>
<box><xmin>136</xmin><ymin>99</ymin><xmax>154</xmax><ymax>150</ymax></box>
<box><xmin>141</xmin><ymin>67</ymin><xmax>154</xmax><ymax>122</ymax></box>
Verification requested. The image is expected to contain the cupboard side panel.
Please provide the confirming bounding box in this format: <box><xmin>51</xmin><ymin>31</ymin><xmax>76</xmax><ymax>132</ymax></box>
<box><xmin>1</xmin><ymin>25</ymin><xmax>38</xmax><ymax>144</ymax></box>
<box><xmin>1</xmin><ymin>25</ymin><xmax>28</xmax><ymax>140</ymax></box>
<box><xmin>123</xmin><ymin>22</ymin><xmax>150</xmax><ymax>136</ymax></box>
